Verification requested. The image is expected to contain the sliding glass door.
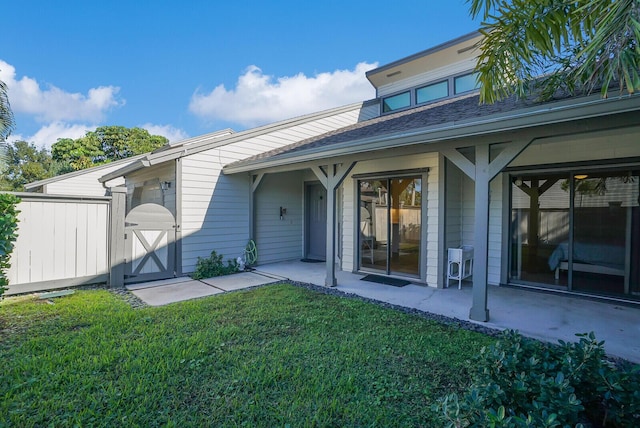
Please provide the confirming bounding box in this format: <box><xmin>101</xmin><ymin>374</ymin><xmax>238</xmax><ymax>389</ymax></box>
<box><xmin>510</xmin><ymin>169</ymin><xmax>640</xmax><ymax>300</ymax></box>
<box><xmin>358</xmin><ymin>176</ymin><xmax>422</xmax><ymax>277</ymax></box>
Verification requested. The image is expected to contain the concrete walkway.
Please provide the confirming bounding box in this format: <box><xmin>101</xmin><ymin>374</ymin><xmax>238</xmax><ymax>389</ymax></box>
<box><xmin>126</xmin><ymin>270</ymin><xmax>282</xmax><ymax>306</ymax></box>
<box><xmin>127</xmin><ymin>260</ymin><xmax>640</xmax><ymax>363</ymax></box>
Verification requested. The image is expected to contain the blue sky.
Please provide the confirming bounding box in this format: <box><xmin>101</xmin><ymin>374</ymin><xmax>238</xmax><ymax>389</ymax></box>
<box><xmin>3</xmin><ymin>1</ymin><xmax>478</xmax><ymax>148</ymax></box>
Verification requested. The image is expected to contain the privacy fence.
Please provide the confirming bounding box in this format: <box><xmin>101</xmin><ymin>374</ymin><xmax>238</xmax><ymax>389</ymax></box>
<box><xmin>4</xmin><ymin>189</ymin><xmax>130</xmax><ymax>295</ymax></box>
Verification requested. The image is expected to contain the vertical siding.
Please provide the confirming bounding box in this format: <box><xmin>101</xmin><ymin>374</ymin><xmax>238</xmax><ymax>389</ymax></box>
<box><xmin>254</xmin><ymin>171</ymin><xmax>304</xmax><ymax>264</ymax></box>
<box><xmin>7</xmin><ymin>198</ymin><xmax>109</xmax><ymax>287</ymax></box>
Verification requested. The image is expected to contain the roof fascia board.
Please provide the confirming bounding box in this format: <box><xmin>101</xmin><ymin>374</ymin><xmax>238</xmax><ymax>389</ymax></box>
<box><xmin>366</xmin><ymin>31</ymin><xmax>481</xmax><ymax>84</ymax></box>
<box><xmin>223</xmin><ymin>95</ymin><xmax>640</xmax><ymax>174</ymax></box>
<box><xmin>146</xmin><ymin>101</ymin><xmax>366</xmax><ymax>162</ymax></box>
<box><xmin>100</xmin><ymin>101</ymin><xmax>366</xmax><ymax>182</ymax></box>
<box><xmin>157</xmin><ymin>128</ymin><xmax>234</xmax><ymax>151</ymax></box>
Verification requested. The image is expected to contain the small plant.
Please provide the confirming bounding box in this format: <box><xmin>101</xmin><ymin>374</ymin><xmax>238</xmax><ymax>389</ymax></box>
<box><xmin>435</xmin><ymin>330</ymin><xmax>640</xmax><ymax>427</ymax></box>
<box><xmin>0</xmin><ymin>193</ymin><xmax>20</xmax><ymax>298</ymax></box>
<box><xmin>191</xmin><ymin>250</ymin><xmax>239</xmax><ymax>280</ymax></box>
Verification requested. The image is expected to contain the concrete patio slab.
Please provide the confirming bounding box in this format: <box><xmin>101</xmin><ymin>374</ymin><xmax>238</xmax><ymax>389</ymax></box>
<box><xmin>126</xmin><ymin>276</ymin><xmax>194</xmax><ymax>291</ymax></box>
<box><xmin>200</xmin><ymin>271</ymin><xmax>281</xmax><ymax>291</ymax></box>
<box><xmin>126</xmin><ymin>271</ymin><xmax>282</xmax><ymax>306</ymax></box>
<box><xmin>127</xmin><ymin>278</ymin><xmax>223</xmax><ymax>306</ymax></box>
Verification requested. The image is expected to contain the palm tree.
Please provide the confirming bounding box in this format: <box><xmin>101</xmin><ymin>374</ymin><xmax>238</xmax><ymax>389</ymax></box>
<box><xmin>0</xmin><ymin>79</ymin><xmax>14</xmax><ymax>141</ymax></box>
<box><xmin>468</xmin><ymin>0</ymin><xmax>640</xmax><ymax>103</ymax></box>
<box><xmin>0</xmin><ymin>78</ymin><xmax>14</xmax><ymax>171</ymax></box>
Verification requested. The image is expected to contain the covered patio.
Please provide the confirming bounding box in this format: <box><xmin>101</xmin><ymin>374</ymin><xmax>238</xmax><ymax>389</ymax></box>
<box><xmin>252</xmin><ymin>260</ymin><xmax>640</xmax><ymax>363</ymax></box>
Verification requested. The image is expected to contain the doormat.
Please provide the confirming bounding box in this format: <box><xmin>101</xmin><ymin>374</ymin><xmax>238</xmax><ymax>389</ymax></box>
<box><xmin>360</xmin><ymin>274</ymin><xmax>411</xmax><ymax>287</ymax></box>
<box><xmin>300</xmin><ymin>258</ymin><xmax>324</xmax><ymax>263</ymax></box>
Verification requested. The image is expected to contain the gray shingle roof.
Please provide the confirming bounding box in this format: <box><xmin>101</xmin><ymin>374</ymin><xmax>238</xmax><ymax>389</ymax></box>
<box><xmin>225</xmin><ymin>91</ymin><xmax>549</xmax><ymax>168</ymax></box>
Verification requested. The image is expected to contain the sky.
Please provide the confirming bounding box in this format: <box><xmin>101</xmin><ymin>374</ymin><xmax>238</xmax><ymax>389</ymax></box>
<box><xmin>3</xmin><ymin>1</ymin><xmax>479</xmax><ymax>149</ymax></box>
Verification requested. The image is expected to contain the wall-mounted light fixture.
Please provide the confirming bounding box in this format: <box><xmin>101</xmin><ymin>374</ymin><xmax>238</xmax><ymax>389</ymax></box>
<box><xmin>280</xmin><ymin>206</ymin><xmax>287</xmax><ymax>220</ymax></box>
<box><xmin>160</xmin><ymin>181</ymin><xmax>172</xmax><ymax>191</ymax></box>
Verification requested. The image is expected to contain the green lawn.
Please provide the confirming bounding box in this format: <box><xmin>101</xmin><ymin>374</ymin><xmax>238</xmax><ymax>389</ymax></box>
<box><xmin>0</xmin><ymin>284</ymin><xmax>494</xmax><ymax>427</ymax></box>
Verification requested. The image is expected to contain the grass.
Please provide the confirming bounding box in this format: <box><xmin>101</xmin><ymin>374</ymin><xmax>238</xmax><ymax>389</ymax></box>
<box><xmin>0</xmin><ymin>284</ymin><xmax>494</xmax><ymax>427</ymax></box>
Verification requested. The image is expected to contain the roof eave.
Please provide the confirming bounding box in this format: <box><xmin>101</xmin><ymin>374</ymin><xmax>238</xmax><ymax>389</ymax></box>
<box><xmin>223</xmin><ymin>94</ymin><xmax>640</xmax><ymax>175</ymax></box>
<box><xmin>98</xmin><ymin>158</ymin><xmax>151</xmax><ymax>183</ymax></box>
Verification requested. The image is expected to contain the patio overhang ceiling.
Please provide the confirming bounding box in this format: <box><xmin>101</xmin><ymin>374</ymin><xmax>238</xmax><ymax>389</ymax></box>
<box><xmin>222</xmin><ymin>93</ymin><xmax>640</xmax><ymax>175</ymax></box>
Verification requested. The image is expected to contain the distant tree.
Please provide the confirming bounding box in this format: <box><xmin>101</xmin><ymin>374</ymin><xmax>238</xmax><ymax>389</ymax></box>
<box><xmin>0</xmin><ymin>141</ymin><xmax>64</xmax><ymax>191</ymax></box>
<box><xmin>51</xmin><ymin>126</ymin><xmax>168</xmax><ymax>170</ymax></box>
<box><xmin>51</xmin><ymin>137</ymin><xmax>103</xmax><ymax>171</ymax></box>
<box><xmin>468</xmin><ymin>0</ymin><xmax>640</xmax><ymax>103</ymax></box>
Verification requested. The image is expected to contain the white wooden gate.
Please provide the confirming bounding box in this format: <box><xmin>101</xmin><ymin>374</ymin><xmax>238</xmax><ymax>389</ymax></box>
<box><xmin>124</xmin><ymin>203</ymin><xmax>176</xmax><ymax>283</ymax></box>
<box><xmin>6</xmin><ymin>194</ymin><xmax>111</xmax><ymax>295</ymax></box>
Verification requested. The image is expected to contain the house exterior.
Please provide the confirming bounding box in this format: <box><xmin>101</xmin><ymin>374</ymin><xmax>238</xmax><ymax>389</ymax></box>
<box><xmin>98</xmin><ymin>102</ymin><xmax>377</xmax><ymax>284</ymax></box>
<box><xmin>222</xmin><ymin>31</ymin><xmax>640</xmax><ymax>321</ymax></box>
<box><xmin>24</xmin><ymin>154</ymin><xmax>148</xmax><ymax>196</ymax></box>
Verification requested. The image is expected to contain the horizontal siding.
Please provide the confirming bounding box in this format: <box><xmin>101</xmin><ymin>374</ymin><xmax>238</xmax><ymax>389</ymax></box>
<box><xmin>358</xmin><ymin>103</ymin><xmax>379</xmax><ymax>121</ymax></box>
<box><xmin>178</xmin><ymin>107</ymin><xmax>364</xmax><ymax>273</ymax></box>
<box><xmin>254</xmin><ymin>172</ymin><xmax>304</xmax><ymax>264</ymax></box>
<box><xmin>488</xmin><ymin>177</ymin><xmax>503</xmax><ymax>285</ymax></box>
<box><xmin>180</xmin><ymin>151</ymin><xmax>250</xmax><ymax>274</ymax></box>
<box><xmin>44</xmin><ymin>169</ymin><xmax>124</xmax><ymax>196</ymax></box>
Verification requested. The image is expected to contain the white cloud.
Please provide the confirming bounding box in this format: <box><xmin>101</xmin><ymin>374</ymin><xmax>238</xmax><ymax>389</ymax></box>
<box><xmin>139</xmin><ymin>123</ymin><xmax>189</xmax><ymax>143</ymax></box>
<box><xmin>0</xmin><ymin>60</ymin><xmax>123</xmax><ymax>123</ymax></box>
<box><xmin>189</xmin><ymin>62</ymin><xmax>378</xmax><ymax>127</ymax></box>
<box><xmin>8</xmin><ymin>122</ymin><xmax>92</xmax><ymax>149</ymax></box>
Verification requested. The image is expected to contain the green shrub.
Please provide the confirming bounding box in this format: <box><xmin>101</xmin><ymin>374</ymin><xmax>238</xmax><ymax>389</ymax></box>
<box><xmin>191</xmin><ymin>250</ymin><xmax>239</xmax><ymax>280</ymax></box>
<box><xmin>435</xmin><ymin>330</ymin><xmax>640</xmax><ymax>427</ymax></box>
<box><xmin>0</xmin><ymin>193</ymin><xmax>20</xmax><ymax>298</ymax></box>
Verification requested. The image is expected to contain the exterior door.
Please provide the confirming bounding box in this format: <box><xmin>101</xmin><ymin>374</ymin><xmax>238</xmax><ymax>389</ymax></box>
<box><xmin>124</xmin><ymin>203</ymin><xmax>176</xmax><ymax>283</ymax></box>
<box><xmin>306</xmin><ymin>183</ymin><xmax>327</xmax><ymax>260</ymax></box>
<box><xmin>510</xmin><ymin>169</ymin><xmax>640</xmax><ymax>300</ymax></box>
<box><xmin>358</xmin><ymin>176</ymin><xmax>422</xmax><ymax>277</ymax></box>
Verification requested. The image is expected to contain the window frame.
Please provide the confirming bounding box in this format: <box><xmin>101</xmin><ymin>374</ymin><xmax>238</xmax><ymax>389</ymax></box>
<box><xmin>379</xmin><ymin>69</ymin><xmax>479</xmax><ymax>116</ymax></box>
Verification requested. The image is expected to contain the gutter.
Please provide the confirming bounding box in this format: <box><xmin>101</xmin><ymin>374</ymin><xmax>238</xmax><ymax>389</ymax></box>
<box><xmin>222</xmin><ymin>94</ymin><xmax>640</xmax><ymax>175</ymax></box>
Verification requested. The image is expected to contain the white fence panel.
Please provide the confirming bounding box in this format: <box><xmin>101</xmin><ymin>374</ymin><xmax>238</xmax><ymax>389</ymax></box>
<box><xmin>5</xmin><ymin>194</ymin><xmax>111</xmax><ymax>295</ymax></box>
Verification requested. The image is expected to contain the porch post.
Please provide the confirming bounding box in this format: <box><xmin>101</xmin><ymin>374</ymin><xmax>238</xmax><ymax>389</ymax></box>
<box><xmin>249</xmin><ymin>173</ymin><xmax>264</xmax><ymax>241</ymax></box>
<box><xmin>325</xmin><ymin>183</ymin><xmax>338</xmax><ymax>286</ymax></box>
<box><xmin>108</xmin><ymin>187</ymin><xmax>127</xmax><ymax>288</ymax></box>
<box><xmin>313</xmin><ymin>162</ymin><xmax>356</xmax><ymax>287</ymax></box>
<box><xmin>470</xmin><ymin>144</ymin><xmax>490</xmax><ymax>321</ymax></box>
